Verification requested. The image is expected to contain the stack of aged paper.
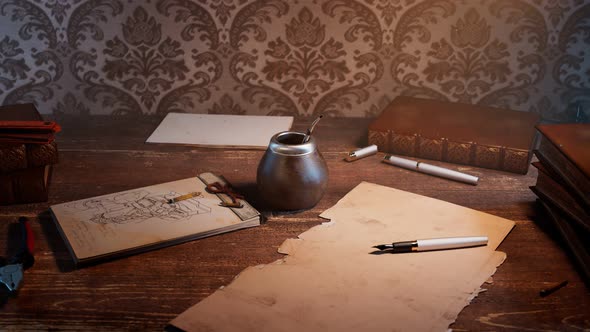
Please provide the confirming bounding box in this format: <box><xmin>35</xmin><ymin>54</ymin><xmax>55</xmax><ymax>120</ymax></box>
<box><xmin>171</xmin><ymin>182</ymin><xmax>514</xmax><ymax>331</ymax></box>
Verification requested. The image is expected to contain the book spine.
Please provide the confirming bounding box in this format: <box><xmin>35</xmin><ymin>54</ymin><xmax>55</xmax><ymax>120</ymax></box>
<box><xmin>0</xmin><ymin>141</ymin><xmax>58</xmax><ymax>172</ymax></box>
<box><xmin>0</xmin><ymin>165</ymin><xmax>50</xmax><ymax>205</ymax></box>
<box><xmin>369</xmin><ymin>129</ymin><xmax>531</xmax><ymax>174</ymax></box>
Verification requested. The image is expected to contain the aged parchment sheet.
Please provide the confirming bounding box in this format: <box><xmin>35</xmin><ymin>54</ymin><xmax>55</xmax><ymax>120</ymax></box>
<box><xmin>171</xmin><ymin>182</ymin><xmax>515</xmax><ymax>331</ymax></box>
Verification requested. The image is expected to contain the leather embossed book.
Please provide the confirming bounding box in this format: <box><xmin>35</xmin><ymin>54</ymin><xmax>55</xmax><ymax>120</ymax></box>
<box><xmin>50</xmin><ymin>173</ymin><xmax>261</xmax><ymax>266</ymax></box>
<box><xmin>531</xmin><ymin>162</ymin><xmax>590</xmax><ymax>233</ymax></box>
<box><xmin>368</xmin><ymin>96</ymin><xmax>540</xmax><ymax>174</ymax></box>
<box><xmin>535</xmin><ymin>123</ymin><xmax>589</xmax><ymax>209</ymax></box>
<box><xmin>531</xmin><ymin>124</ymin><xmax>590</xmax><ymax>287</ymax></box>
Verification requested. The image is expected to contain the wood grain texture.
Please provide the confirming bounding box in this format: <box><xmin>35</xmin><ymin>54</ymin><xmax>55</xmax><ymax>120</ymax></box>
<box><xmin>0</xmin><ymin>116</ymin><xmax>588</xmax><ymax>331</ymax></box>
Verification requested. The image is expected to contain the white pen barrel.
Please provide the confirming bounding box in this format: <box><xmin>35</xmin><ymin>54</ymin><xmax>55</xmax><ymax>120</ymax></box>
<box><xmin>416</xmin><ymin>236</ymin><xmax>488</xmax><ymax>251</ymax></box>
<box><xmin>384</xmin><ymin>155</ymin><xmax>417</xmax><ymax>169</ymax></box>
<box><xmin>383</xmin><ymin>155</ymin><xmax>478</xmax><ymax>185</ymax></box>
<box><xmin>417</xmin><ymin>163</ymin><xmax>479</xmax><ymax>185</ymax></box>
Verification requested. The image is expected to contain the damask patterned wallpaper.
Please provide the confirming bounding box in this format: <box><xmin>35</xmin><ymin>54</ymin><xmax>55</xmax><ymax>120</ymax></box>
<box><xmin>0</xmin><ymin>0</ymin><xmax>588</xmax><ymax>122</ymax></box>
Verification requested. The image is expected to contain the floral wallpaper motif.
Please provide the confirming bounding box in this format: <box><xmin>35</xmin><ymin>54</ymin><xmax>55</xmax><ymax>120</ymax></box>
<box><xmin>0</xmin><ymin>0</ymin><xmax>588</xmax><ymax>122</ymax></box>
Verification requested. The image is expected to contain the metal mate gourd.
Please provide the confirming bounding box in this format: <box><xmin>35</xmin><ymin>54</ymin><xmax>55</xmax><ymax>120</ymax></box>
<box><xmin>256</xmin><ymin>117</ymin><xmax>328</xmax><ymax>211</ymax></box>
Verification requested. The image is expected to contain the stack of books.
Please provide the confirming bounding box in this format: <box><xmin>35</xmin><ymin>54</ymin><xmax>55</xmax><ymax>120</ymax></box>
<box><xmin>530</xmin><ymin>123</ymin><xmax>589</xmax><ymax>286</ymax></box>
<box><xmin>0</xmin><ymin>103</ymin><xmax>60</xmax><ymax>205</ymax></box>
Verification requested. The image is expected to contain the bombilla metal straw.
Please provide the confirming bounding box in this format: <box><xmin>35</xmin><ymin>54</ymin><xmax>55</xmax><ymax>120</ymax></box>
<box><xmin>303</xmin><ymin>115</ymin><xmax>323</xmax><ymax>143</ymax></box>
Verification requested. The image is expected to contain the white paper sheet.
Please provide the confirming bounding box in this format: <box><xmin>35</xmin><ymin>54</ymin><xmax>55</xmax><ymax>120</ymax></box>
<box><xmin>146</xmin><ymin>113</ymin><xmax>293</xmax><ymax>149</ymax></box>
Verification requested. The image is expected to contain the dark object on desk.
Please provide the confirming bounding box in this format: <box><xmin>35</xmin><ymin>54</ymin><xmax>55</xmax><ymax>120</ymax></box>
<box><xmin>531</xmin><ymin>162</ymin><xmax>590</xmax><ymax>232</ymax></box>
<box><xmin>536</xmin><ymin>200</ymin><xmax>590</xmax><ymax>288</ymax></box>
<box><xmin>257</xmin><ymin>131</ymin><xmax>328</xmax><ymax>211</ymax></box>
<box><xmin>0</xmin><ymin>217</ymin><xmax>35</xmax><ymax>294</ymax></box>
<box><xmin>531</xmin><ymin>123</ymin><xmax>590</xmax><ymax>288</ymax></box>
<box><xmin>540</xmin><ymin>280</ymin><xmax>568</xmax><ymax>297</ymax></box>
<box><xmin>535</xmin><ymin>123</ymin><xmax>589</xmax><ymax>209</ymax></box>
<box><xmin>368</xmin><ymin>96</ymin><xmax>540</xmax><ymax>174</ymax></box>
<box><xmin>0</xmin><ymin>104</ymin><xmax>59</xmax><ymax>205</ymax></box>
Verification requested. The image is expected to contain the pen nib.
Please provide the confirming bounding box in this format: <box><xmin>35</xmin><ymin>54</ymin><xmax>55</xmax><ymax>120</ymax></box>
<box><xmin>372</xmin><ymin>245</ymin><xmax>389</xmax><ymax>251</ymax></box>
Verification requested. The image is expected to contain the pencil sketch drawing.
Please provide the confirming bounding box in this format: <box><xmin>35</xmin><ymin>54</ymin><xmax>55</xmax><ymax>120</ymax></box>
<box><xmin>66</xmin><ymin>190</ymin><xmax>212</xmax><ymax>224</ymax></box>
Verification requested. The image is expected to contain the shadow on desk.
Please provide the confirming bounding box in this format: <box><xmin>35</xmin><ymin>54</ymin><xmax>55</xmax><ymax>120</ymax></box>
<box><xmin>532</xmin><ymin>200</ymin><xmax>590</xmax><ymax>290</ymax></box>
<box><xmin>231</xmin><ymin>182</ymin><xmax>306</xmax><ymax>218</ymax></box>
<box><xmin>38</xmin><ymin>210</ymin><xmax>76</xmax><ymax>272</ymax></box>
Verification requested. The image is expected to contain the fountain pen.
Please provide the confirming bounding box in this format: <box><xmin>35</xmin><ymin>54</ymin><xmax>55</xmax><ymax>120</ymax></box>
<box><xmin>373</xmin><ymin>236</ymin><xmax>488</xmax><ymax>253</ymax></box>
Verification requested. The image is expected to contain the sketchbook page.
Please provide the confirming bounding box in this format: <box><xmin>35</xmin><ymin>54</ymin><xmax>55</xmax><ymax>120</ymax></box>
<box><xmin>171</xmin><ymin>182</ymin><xmax>514</xmax><ymax>332</ymax></box>
<box><xmin>50</xmin><ymin>177</ymin><xmax>246</xmax><ymax>261</ymax></box>
<box><xmin>146</xmin><ymin>113</ymin><xmax>294</xmax><ymax>149</ymax></box>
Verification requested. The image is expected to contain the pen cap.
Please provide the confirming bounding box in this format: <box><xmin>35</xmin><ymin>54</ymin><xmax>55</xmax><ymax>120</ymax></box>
<box><xmin>257</xmin><ymin>131</ymin><xmax>328</xmax><ymax>211</ymax></box>
<box><xmin>346</xmin><ymin>145</ymin><xmax>378</xmax><ymax>161</ymax></box>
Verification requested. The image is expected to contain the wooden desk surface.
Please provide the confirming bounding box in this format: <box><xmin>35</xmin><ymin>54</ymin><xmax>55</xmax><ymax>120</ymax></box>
<box><xmin>1</xmin><ymin>116</ymin><xmax>589</xmax><ymax>331</ymax></box>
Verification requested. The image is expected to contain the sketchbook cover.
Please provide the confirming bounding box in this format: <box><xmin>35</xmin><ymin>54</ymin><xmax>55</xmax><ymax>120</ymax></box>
<box><xmin>50</xmin><ymin>173</ymin><xmax>260</xmax><ymax>265</ymax></box>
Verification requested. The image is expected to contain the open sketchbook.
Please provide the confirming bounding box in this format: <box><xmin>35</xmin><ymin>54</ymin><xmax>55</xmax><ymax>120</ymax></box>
<box><xmin>50</xmin><ymin>173</ymin><xmax>260</xmax><ymax>266</ymax></box>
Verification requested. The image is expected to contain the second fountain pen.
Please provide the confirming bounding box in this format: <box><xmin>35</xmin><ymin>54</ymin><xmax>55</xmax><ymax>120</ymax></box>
<box><xmin>373</xmin><ymin>236</ymin><xmax>488</xmax><ymax>253</ymax></box>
